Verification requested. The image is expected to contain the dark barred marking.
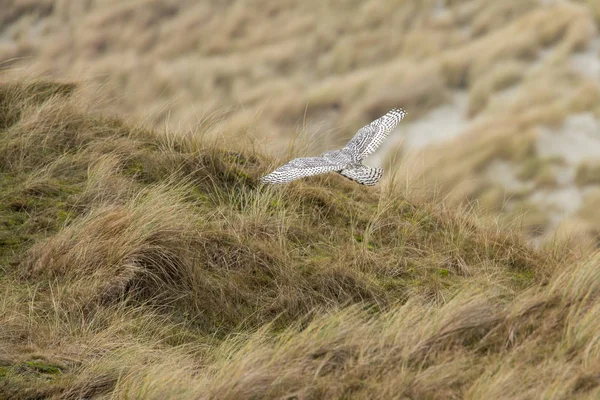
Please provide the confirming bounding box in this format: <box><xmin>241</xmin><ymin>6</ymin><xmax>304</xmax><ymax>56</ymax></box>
<box><xmin>339</xmin><ymin>166</ymin><xmax>383</xmax><ymax>186</ymax></box>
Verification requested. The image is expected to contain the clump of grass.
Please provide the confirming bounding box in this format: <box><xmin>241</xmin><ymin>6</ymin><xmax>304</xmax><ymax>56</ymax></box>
<box><xmin>517</xmin><ymin>156</ymin><xmax>564</xmax><ymax>188</ymax></box>
<box><xmin>468</xmin><ymin>60</ymin><xmax>526</xmax><ymax>116</ymax></box>
<box><xmin>0</xmin><ymin>80</ymin><xmax>75</xmax><ymax>130</ymax></box>
<box><xmin>511</xmin><ymin>201</ymin><xmax>552</xmax><ymax>237</ymax></box>
<box><xmin>575</xmin><ymin>161</ymin><xmax>600</xmax><ymax>187</ymax></box>
<box><xmin>577</xmin><ymin>189</ymin><xmax>600</xmax><ymax>226</ymax></box>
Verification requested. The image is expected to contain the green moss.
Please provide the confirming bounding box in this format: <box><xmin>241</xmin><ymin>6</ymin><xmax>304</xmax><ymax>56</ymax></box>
<box><xmin>0</xmin><ymin>360</ymin><xmax>62</xmax><ymax>385</ymax></box>
<box><xmin>235</xmin><ymin>170</ymin><xmax>250</xmax><ymax>180</ymax></box>
<box><xmin>22</xmin><ymin>361</ymin><xmax>62</xmax><ymax>375</ymax></box>
<box><xmin>269</xmin><ymin>199</ymin><xmax>281</xmax><ymax>208</ymax></box>
<box><xmin>353</xmin><ymin>233</ymin><xmax>377</xmax><ymax>250</ymax></box>
<box><xmin>56</xmin><ymin>209</ymin><xmax>74</xmax><ymax>225</ymax></box>
<box><xmin>377</xmin><ymin>277</ymin><xmax>408</xmax><ymax>292</ymax></box>
<box><xmin>511</xmin><ymin>270</ymin><xmax>534</xmax><ymax>288</ymax></box>
<box><xmin>126</xmin><ymin>159</ymin><xmax>145</xmax><ymax>176</ymax></box>
<box><xmin>189</xmin><ymin>187</ymin><xmax>211</xmax><ymax>204</ymax></box>
<box><xmin>410</xmin><ymin>279</ymin><xmax>423</xmax><ymax>287</ymax></box>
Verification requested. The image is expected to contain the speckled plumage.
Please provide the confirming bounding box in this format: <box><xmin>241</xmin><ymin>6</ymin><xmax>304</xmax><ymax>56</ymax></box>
<box><xmin>260</xmin><ymin>108</ymin><xmax>406</xmax><ymax>185</ymax></box>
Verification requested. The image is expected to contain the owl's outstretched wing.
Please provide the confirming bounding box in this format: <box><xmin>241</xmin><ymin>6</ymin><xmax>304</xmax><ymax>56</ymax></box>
<box><xmin>344</xmin><ymin>108</ymin><xmax>406</xmax><ymax>161</ymax></box>
<box><xmin>260</xmin><ymin>156</ymin><xmax>346</xmax><ymax>184</ymax></box>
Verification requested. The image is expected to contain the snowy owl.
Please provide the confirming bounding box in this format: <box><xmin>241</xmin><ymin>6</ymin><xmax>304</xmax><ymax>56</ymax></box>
<box><xmin>260</xmin><ymin>108</ymin><xmax>406</xmax><ymax>186</ymax></box>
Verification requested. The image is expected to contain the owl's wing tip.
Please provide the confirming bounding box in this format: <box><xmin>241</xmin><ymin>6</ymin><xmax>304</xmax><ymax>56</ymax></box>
<box><xmin>391</xmin><ymin>107</ymin><xmax>407</xmax><ymax>117</ymax></box>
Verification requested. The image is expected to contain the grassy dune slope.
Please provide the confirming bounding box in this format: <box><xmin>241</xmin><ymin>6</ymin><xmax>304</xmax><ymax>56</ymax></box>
<box><xmin>4</xmin><ymin>0</ymin><xmax>600</xmax><ymax>245</ymax></box>
<box><xmin>2</xmin><ymin>80</ymin><xmax>600</xmax><ymax>399</ymax></box>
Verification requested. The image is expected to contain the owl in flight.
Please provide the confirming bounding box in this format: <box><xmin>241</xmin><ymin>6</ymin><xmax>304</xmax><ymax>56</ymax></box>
<box><xmin>260</xmin><ymin>108</ymin><xmax>406</xmax><ymax>186</ymax></box>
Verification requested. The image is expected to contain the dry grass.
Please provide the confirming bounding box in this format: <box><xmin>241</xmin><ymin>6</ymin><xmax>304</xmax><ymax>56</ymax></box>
<box><xmin>1</xmin><ymin>1</ymin><xmax>593</xmax><ymax>150</ymax></box>
<box><xmin>4</xmin><ymin>1</ymin><xmax>600</xmax><ymax>245</ymax></box>
<box><xmin>0</xmin><ymin>79</ymin><xmax>588</xmax><ymax>399</ymax></box>
<box><xmin>467</xmin><ymin>60</ymin><xmax>526</xmax><ymax>117</ymax></box>
<box><xmin>576</xmin><ymin>161</ymin><xmax>600</xmax><ymax>186</ymax></box>
<box><xmin>577</xmin><ymin>189</ymin><xmax>600</xmax><ymax>227</ymax></box>
<box><xmin>3</xmin><ymin>0</ymin><xmax>600</xmax><ymax>397</ymax></box>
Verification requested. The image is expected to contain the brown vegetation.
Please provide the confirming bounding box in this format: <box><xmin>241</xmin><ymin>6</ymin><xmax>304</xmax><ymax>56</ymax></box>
<box><xmin>3</xmin><ymin>0</ymin><xmax>600</xmax><ymax>397</ymax></box>
<box><xmin>2</xmin><ymin>1</ymin><xmax>591</xmax><ymax>147</ymax></box>
<box><xmin>4</xmin><ymin>1</ymin><xmax>600</xmax><ymax>244</ymax></box>
<box><xmin>0</xmin><ymin>77</ymin><xmax>596</xmax><ymax>399</ymax></box>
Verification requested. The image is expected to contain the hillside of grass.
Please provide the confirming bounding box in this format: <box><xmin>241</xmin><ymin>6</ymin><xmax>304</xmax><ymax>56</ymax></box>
<box><xmin>3</xmin><ymin>80</ymin><xmax>600</xmax><ymax>398</ymax></box>
<box><xmin>5</xmin><ymin>0</ymin><xmax>600</xmax><ymax>247</ymax></box>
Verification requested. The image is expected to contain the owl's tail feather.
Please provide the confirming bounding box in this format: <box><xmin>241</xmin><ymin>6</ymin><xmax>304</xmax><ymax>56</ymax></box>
<box><xmin>338</xmin><ymin>165</ymin><xmax>382</xmax><ymax>186</ymax></box>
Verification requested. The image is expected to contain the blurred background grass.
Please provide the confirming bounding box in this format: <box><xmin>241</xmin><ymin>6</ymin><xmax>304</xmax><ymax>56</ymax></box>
<box><xmin>3</xmin><ymin>0</ymin><xmax>600</xmax><ymax>249</ymax></box>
